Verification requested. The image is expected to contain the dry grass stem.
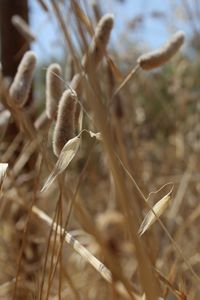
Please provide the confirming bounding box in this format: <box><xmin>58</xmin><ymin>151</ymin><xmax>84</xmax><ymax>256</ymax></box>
<box><xmin>11</xmin><ymin>15</ymin><xmax>36</xmax><ymax>43</ymax></box>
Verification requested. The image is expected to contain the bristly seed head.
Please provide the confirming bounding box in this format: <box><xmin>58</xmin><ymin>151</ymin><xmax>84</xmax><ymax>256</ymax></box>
<box><xmin>137</xmin><ymin>31</ymin><xmax>185</xmax><ymax>70</ymax></box>
<box><xmin>53</xmin><ymin>89</ymin><xmax>77</xmax><ymax>157</ymax></box>
<box><xmin>82</xmin><ymin>13</ymin><xmax>114</xmax><ymax>72</ymax></box>
<box><xmin>46</xmin><ymin>63</ymin><xmax>63</xmax><ymax>120</ymax></box>
<box><xmin>8</xmin><ymin>51</ymin><xmax>36</xmax><ymax>108</ymax></box>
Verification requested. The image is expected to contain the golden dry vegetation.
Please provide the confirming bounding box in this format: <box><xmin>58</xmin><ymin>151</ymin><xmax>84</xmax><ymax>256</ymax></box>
<box><xmin>0</xmin><ymin>1</ymin><xmax>200</xmax><ymax>299</ymax></box>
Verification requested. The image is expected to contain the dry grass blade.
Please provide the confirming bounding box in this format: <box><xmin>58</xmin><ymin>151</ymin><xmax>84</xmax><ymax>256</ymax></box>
<box><xmin>41</xmin><ymin>136</ymin><xmax>80</xmax><ymax>192</ymax></box>
<box><xmin>139</xmin><ymin>189</ymin><xmax>173</xmax><ymax>236</ymax></box>
<box><xmin>32</xmin><ymin>205</ymin><xmax>143</xmax><ymax>300</ymax></box>
<box><xmin>0</xmin><ymin>163</ymin><xmax>8</xmax><ymax>189</ymax></box>
<box><xmin>107</xmin><ymin>55</ymin><xmax>123</xmax><ymax>82</ymax></box>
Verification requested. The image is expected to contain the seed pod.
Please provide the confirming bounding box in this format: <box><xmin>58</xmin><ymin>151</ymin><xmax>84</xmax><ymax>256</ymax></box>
<box><xmin>82</xmin><ymin>13</ymin><xmax>114</xmax><ymax>72</ymax></box>
<box><xmin>53</xmin><ymin>89</ymin><xmax>76</xmax><ymax>157</ymax></box>
<box><xmin>46</xmin><ymin>63</ymin><xmax>63</xmax><ymax>119</ymax></box>
<box><xmin>137</xmin><ymin>31</ymin><xmax>185</xmax><ymax>70</ymax></box>
<box><xmin>11</xmin><ymin>15</ymin><xmax>36</xmax><ymax>42</ymax></box>
<box><xmin>9</xmin><ymin>51</ymin><xmax>36</xmax><ymax>108</ymax></box>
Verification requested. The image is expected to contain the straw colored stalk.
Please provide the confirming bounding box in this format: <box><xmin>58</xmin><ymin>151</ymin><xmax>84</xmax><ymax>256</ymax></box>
<box><xmin>137</xmin><ymin>31</ymin><xmax>185</xmax><ymax>70</ymax></box>
<box><xmin>8</xmin><ymin>51</ymin><xmax>36</xmax><ymax>108</ymax></box>
<box><xmin>11</xmin><ymin>15</ymin><xmax>36</xmax><ymax>43</ymax></box>
<box><xmin>53</xmin><ymin>89</ymin><xmax>76</xmax><ymax>157</ymax></box>
<box><xmin>37</xmin><ymin>0</ymin><xmax>49</xmax><ymax>12</ymax></box>
<box><xmin>82</xmin><ymin>13</ymin><xmax>114</xmax><ymax>72</ymax></box>
<box><xmin>46</xmin><ymin>63</ymin><xmax>63</xmax><ymax>120</ymax></box>
<box><xmin>70</xmin><ymin>73</ymin><xmax>83</xmax><ymax>128</ymax></box>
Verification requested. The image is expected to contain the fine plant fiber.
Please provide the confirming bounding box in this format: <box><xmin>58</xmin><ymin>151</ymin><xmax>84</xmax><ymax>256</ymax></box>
<box><xmin>46</xmin><ymin>63</ymin><xmax>63</xmax><ymax>120</ymax></box>
<box><xmin>8</xmin><ymin>50</ymin><xmax>36</xmax><ymax>108</ymax></box>
<box><xmin>53</xmin><ymin>89</ymin><xmax>77</xmax><ymax>157</ymax></box>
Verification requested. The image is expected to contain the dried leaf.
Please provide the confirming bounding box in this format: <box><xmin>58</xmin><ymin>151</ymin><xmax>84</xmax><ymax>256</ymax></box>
<box><xmin>41</xmin><ymin>136</ymin><xmax>80</xmax><ymax>192</ymax></box>
<box><xmin>139</xmin><ymin>190</ymin><xmax>172</xmax><ymax>236</ymax></box>
<box><xmin>0</xmin><ymin>163</ymin><xmax>8</xmax><ymax>189</ymax></box>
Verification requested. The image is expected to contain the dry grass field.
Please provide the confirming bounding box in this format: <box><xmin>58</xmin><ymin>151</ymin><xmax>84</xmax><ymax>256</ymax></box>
<box><xmin>0</xmin><ymin>1</ymin><xmax>200</xmax><ymax>299</ymax></box>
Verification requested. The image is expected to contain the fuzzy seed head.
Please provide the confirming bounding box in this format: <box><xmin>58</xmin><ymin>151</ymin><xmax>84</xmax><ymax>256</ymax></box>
<box><xmin>82</xmin><ymin>13</ymin><xmax>114</xmax><ymax>71</ymax></box>
<box><xmin>9</xmin><ymin>51</ymin><xmax>36</xmax><ymax>108</ymax></box>
<box><xmin>137</xmin><ymin>31</ymin><xmax>185</xmax><ymax>70</ymax></box>
<box><xmin>12</xmin><ymin>15</ymin><xmax>36</xmax><ymax>42</ymax></box>
<box><xmin>53</xmin><ymin>89</ymin><xmax>76</xmax><ymax>157</ymax></box>
<box><xmin>46</xmin><ymin>63</ymin><xmax>63</xmax><ymax>119</ymax></box>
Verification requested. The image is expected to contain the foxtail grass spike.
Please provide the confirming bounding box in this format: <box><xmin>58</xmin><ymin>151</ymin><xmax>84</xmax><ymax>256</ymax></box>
<box><xmin>137</xmin><ymin>31</ymin><xmax>185</xmax><ymax>70</ymax></box>
<box><xmin>53</xmin><ymin>89</ymin><xmax>76</xmax><ymax>157</ymax></box>
<box><xmin>82</xmin><ymin>13</ymin><xmax>114</xmax><ymax>72</ymax></box>
<box><xmin>46</xmin><ymin>63</ymin><xmax>63</xmax><ymax>119</ymax></box>
<box><xmin>9</xmin><ymin>51</ymin><xmax>36</xmax><ymax>108</ymax></box>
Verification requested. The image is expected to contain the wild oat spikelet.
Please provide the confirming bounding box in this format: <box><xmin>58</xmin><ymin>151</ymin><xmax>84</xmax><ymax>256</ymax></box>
<box><xmin>53</xmin><ymin>89</ymin><xmax>76</xmax><ymax>157</ymax></box>
<box><xmin>82</xmin><ymin>13</ymin><xmax>114</xmax><ymax>71</ymax></box>
<box><xmin>137</xmin><ymin>31</ymin><xmax>185</xmax><ymax>70</ymax></box>
<box><xmin>11</xmin><ymin>15</ymin><xmax>36</xmax><ymax>43</ymax></box>
<box><xmin>46</xmin><ymin>63</ymin><xmax>63</xmax><ymax>119</ymax></box>
<box><xmin>9</xmin><ymin>51</ymin><xmax>36</xmax><ymax>108</ymax></box>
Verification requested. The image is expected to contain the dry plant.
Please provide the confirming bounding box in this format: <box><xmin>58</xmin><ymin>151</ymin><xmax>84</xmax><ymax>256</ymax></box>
<box><xmin>0</xmin><ymin>1</ymin><xmax>200</xmax><ymax>300</ymax></box>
